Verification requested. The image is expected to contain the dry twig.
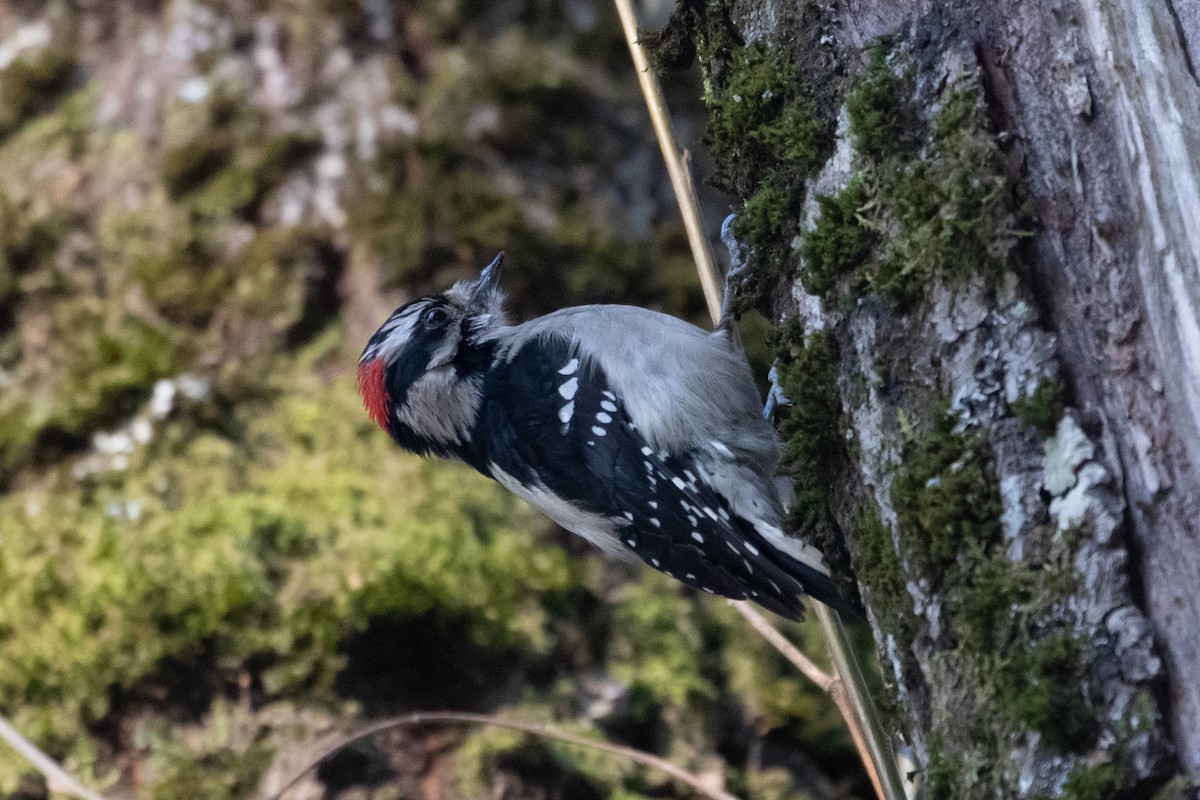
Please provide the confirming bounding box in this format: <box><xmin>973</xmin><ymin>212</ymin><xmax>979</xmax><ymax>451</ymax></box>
<box><xmin>730</xmin><ymin>601</ymin><xmax>894</xmax><ymax>800</ymax></box>
<box><xmin>261</xmin><ymin>711</ymin><xmax>742</xmax><ymax>800</ymax></box>
<box><xmin>611</xmin><ymin>3</ymin><xmax>907</xmax><ymax>798</ymax></box>
<box><xmin>0</xmin><ymin>713</ymin><xmax>109</xmax><ymax>800</ymax></box>
<box><xmin>612</xmin><ymin>0</ymin><xmax>723</xmax><ymax>322</ymax></box>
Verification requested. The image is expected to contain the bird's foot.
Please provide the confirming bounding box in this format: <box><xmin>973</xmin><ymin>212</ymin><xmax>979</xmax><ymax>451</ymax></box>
<box><xmin>718</xmin><ymin>213</ymin><xmax>748</xmax><ymax>332</ymax></box>
<box><xmin>763</xmin><ymin>363</ymin><xmax>792</xmax><ymax>420</ymax></box>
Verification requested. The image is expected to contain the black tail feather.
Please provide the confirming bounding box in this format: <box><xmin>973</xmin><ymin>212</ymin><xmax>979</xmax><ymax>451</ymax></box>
<box><xmin>776</xmin><ymin>551</ymin><xmax>864</xmax><ymax>622</ymax></box>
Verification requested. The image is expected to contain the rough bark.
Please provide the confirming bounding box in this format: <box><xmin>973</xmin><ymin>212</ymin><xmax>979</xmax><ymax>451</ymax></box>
<box><xmin>689</xmin><ymin>0</ymin><xmax>1200</xmax><ymax>795</ymax></box>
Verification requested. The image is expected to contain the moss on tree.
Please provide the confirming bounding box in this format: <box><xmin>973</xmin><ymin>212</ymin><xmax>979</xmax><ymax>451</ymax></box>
<box><xmin>1011</xmin><ymin>376</ymin><xmax>1066</xmax><ymax>436</ymax></box>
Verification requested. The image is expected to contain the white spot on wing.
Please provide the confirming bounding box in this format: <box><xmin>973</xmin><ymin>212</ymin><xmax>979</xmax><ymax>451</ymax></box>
<box><xmin>709</xmin><ymin>440</ymin><xmax>734</xmax><ymax>459</ymax></box>
<box><xmin>558</xmin><ymin>401</ymin><xmax>574</xmax><ymax>425</ymax></box>
<box><xmin>596</xmin><ymin>412</ymin><xmax>612</xmax><ymax>423</ymax></box>
<box><xmin>558</xmin><ymin>377</ymin><xmax>578</xmax><ymax>400</ymax></box>
<box><xmin>671</xmin><ymin>477</ymin><xmax>686</xmax><ymax>489</ymax></box>
<box><xmin>745</xmin><ymin>543</ymin><xmax>760</xmax><ymax>556</ymax></box>
<box><xmin>691</xmin><ymin>531</ymin><xmax>704</xmax><ymax>543</ymax></box>
<box><xmin>591</xmin><ymin>426</ymin><xmax>607</xmax><ymax>437</ymax></box>
<box><xmin>640</xmin><ymin>446</ymin><xmax>653</xmax><ymax>456</ymax></box>
<box><xmin>558</xmin><ymin>358</ymin><xmax>579</xmax><ymax>375</ymax></box>
<box><xmin>649</xmin><ymin>518</ymin><xmax>660</xmax><ymax>527</ymax></box>
<box><xmin>601</xmin><ymin>400</ymin><xmax>618</xmax><ymax>412</ymax></box>
<box><xmin>651</xmin><ymin>558</ymin><xmax>660</xmax><ymax>567</ymax></box>
<box><xmin>648</xmin><ymin>501</ymin><xmax>658</xmax><ymax>509</ymax></box>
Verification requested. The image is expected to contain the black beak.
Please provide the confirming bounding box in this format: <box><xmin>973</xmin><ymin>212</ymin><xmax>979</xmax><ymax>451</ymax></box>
<box><xmin>470</xmin><ymin>251</ymin><xmax>504</xmax><ymax>305</ymax></box>
<box><xmin>479</xmin><ymin>251</ymin><xmax>503</xmax><ymax>289</ymax></box>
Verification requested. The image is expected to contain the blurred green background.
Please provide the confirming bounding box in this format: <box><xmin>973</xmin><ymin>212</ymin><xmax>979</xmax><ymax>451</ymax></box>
<box><xmin>0</xmin><ymin>1</ymin><xmax>863</xmax><ymax>798</ymax></box>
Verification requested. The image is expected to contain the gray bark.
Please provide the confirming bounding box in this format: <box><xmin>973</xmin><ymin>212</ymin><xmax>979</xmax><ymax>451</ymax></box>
<box><xmin>722</xmin><ymin>0</ymin><xmax>1200</xmax><ymax>793</ymax></box>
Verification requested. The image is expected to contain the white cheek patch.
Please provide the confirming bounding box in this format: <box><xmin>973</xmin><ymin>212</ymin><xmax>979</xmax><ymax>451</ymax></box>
<box><xmin>397</xmin><ymin>369</ymin><xmax>481</xmax><ymax>445</ymax></box>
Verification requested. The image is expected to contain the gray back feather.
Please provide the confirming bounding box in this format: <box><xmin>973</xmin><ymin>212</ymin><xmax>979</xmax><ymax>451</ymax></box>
<box><xmin>498</xmin><ymin>305</ymin><xmax>782</xmax><ymax>493</ymax></box>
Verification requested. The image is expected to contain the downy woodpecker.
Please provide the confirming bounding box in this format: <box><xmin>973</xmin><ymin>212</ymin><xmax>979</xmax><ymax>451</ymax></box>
<box><xmin>357</xmin><ymin>254</ymin><xmax>850</xmax><ymax>620</ymax></box>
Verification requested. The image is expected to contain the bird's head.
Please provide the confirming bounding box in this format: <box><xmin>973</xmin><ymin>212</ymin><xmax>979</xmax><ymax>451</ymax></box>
<box><xmin>357</xmin><ymin>252</ymin><xmax>506</xmax><ymax>439</ymax></box>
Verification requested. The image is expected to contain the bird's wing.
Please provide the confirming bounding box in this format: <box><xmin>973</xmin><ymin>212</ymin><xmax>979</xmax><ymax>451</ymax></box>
<box><xmin>501</xmin><ymin>306</ymin><xmax>782</xmax><ymax>475</ymax></box>
<box><xmin>470</xmin><ymin>333</ymin><xmax>815</xmax><ymax>620</ymax></box>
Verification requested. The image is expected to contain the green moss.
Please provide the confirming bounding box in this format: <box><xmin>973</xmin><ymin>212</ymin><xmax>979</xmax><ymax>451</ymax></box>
<box><xmin>150</xmin><ymin>742</ymin><xmax>274</xmax><ymax>800</ymax></box>
<box><xmin>1056</xmin><ymin>760</ymin><xmax>1123</xmax><ymax>800</ymax></box>
<box><xmin>0</xmin><ymin>368</ymin><xmax>576</xmax><ymax>789</ymax></box>
<box><xmin>162</xmin><ymin>130</ymin><xmax>236</xmax><ymax>199</ymax></box>
<box><xmin>641</xmin><ymin>0</ymin><xmax>740</xmax><ymax>73</ymax></box>
<box><xmin>772</xmin><ymin>324</ymin><xmax>842</xmax><ymax>529</ymax></box>
<box><xmin>245</xmin><ymin>132</ymin><xmax>322</xmax><ymax>205</ymax></box>
<box><xmin>0</xmin><ymin>42</ymin><xmax>78</xmax><ymax>138</ymax></box>
<box><xmin>845</xmin><ymin>511</ymin><xmax>914</xmax><ymax>729</ymax></box>
<box><xmin>840</xmin><ymin>40</ymin><xmax>1020</xmax><ymax>310</ymax></box>
<box><xmin>846</xmin><ymin>42</ymin><xmax>911</xmax><ymax>161</ymax></box>
<box><xmin>996</xmin><ymin>633</ymin><xmax>1097</xmax><ymax>751</ymax></box>
<box><xmin>891</xmin><ymin>408</ymin><xmax>1001</xmax><ymax>584</ymax></box>
<box><xmin>703</xmin><ymin>38</ymin><xmax>832</xmax><ymax>187</ymax></box>
<box><xmin>161</xmin><ymin>85</ymin><xmax>318</xmax><ymax>220</ymax></box>
<box><xmin>0</xmin><ymin>192</ymin><xmax>73</xmax><ymax>280</ymax></box>
<box><xmin>735</xmin><ymin>174</ymin><xmax>793</xmax><ymax>252</ymax></box>
<box><xmin>1011</xmin><ymin>377</ymin><xmax>1065</xmax><ymax>436</ymax></box>
<box><xmin>800</xmin><ymin>177</ymin><xmax>871</xmax><ymax>297</ymax></box>
<box><xmin>873</xmin><ymin>86</ymin><xmax>1015</xmax><ymax>307</ymax></box>
<box><xmin>850</xmin><ymin>512</ymin><xmax>913</xmax><ymax>641</ymax></box>
<box><xmin>946</xmin><ymin>556</ymin><xmax>1032</xmax><ymax>655</ymax></box>
<box><xmin>724</xmin><ymin>174</ymin><xmax>802</xmax><ymax>313</ymax></box>
<box><xmin>922</xmin><ymin>736</ymin><xmax>959</xmax><ymax>800</ymax></box>
<box><xmin>684</xmin><ymin>22</ymin><xmax>838</xmax><ymax>314</ymax></box>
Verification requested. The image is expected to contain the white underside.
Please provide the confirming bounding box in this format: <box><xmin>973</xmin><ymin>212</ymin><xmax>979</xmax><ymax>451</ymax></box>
<box><xmin>489</xmin><ymin>463</ymin><xmax>635</xmax><ymax>562</ymax></box>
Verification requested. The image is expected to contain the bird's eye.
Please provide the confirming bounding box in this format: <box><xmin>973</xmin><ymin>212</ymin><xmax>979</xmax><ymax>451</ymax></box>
<box><xmin>421</xmin><ymin>307</ymin><xmax>451</xmax><ymax>329</ymax></box>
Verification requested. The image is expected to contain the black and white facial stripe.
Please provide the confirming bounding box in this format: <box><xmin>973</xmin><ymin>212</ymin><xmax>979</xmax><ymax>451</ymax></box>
<box><xmin>360</xmin><ymin>295</ymin><xmax>492</xmax><ymax>459</ymax></box>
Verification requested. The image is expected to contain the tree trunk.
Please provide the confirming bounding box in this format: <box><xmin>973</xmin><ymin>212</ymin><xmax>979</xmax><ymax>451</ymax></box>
<box><xmin>677</xmin><ymin>0</ymin><xmax>1200</xmax><ymax>795</ymax></box>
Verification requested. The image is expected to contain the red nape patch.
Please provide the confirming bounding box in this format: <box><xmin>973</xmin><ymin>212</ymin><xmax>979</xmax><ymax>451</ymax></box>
<box><xmin>356</xmin><ymin>358</ymin><xmax>390</xmax><ymax>431</ymax></box>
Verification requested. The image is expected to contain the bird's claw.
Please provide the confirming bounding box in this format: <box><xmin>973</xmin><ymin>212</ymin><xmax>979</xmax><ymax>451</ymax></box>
<box><xmin>719</xmin><ymin>213</ymin><xmax>748</xmax><ymax>332</ymax></box>
<box><xmin>763</xmin><ymin>364</ymin><xmax>792</xmax><ymax>420</ymax></box>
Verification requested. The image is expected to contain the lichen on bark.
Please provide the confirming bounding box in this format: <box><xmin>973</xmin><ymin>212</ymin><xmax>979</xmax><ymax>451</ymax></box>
<box><xmin>663</xmin><ymin>0</ymin><xmax>1190</xmax><ymax>796</ymax></box>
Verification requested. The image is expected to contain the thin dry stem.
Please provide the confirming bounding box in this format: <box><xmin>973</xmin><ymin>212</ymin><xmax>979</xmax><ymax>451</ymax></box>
<box><xmin>0</xmin><ymin>714</ymin><xmax>110</xmax><ymax>800</ymax></box>
<box><xmin>261</xmin><ymin>711</ymin><xmax>743</xmax><ymax>800</ymax></box>
<box><xmin>729</xmin><ymin>601</ymin><xmax>833</xmax><ymax>690</ymax></box>
<box><xmin>610</xmin><ymin>3</ymin><xmax>907</xmax><ymax>798</ymax></box>
<box><xmin>613</xmin><ymin>0</ymin><xmax>724</xmax><ymax>322</ymax></box>
<box><xmin>730</xmin><ymin>601</ymin><xmax>892</xmax><ymax>800</ymax></box>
